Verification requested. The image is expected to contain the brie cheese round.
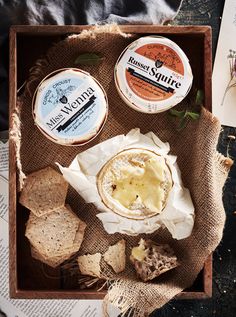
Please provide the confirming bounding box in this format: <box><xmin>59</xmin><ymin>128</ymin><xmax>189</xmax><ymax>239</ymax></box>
<box><xmin>97</xmin><ymin>148</ymin><xmax>172</xmax><ymax>219</ymax></box>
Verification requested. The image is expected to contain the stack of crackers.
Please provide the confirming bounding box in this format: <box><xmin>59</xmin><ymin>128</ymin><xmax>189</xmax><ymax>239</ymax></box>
<box><xmin>20</xmin><ymin>167</ymin><xmax>86</xmax><ymax>268</ymax></box>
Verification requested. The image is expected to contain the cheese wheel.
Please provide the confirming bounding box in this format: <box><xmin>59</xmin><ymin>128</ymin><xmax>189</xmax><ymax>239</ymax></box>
<box><xmin>97</xmin><ymin>148</ymin><xmax>173</xmax><ymax>219</ymax></box>
<box><xmin>115</xmin><ymin>36</ymin><xmax>193</xmax><ymax>113</ymax></box>
<box><xmin>33</xmin><ymin>68</ymin><xmax>108</xmax><ymax>146</ymax></box>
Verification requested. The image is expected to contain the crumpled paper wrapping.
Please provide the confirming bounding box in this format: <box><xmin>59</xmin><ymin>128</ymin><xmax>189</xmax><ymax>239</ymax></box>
<box><xmin>58</xmin><ymin>129</ymin><xmax>194</xmax><ymax>239</ymax></box>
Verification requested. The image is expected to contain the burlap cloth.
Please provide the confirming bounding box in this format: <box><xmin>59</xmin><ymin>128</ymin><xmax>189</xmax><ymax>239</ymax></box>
<box><xmin>12</xmin><ymin>25</ymin><xmax>232</xmax><ymax>316</ymax></box>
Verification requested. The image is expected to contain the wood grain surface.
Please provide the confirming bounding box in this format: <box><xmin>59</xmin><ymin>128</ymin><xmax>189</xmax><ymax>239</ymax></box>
<box><xmin>9</xmin><ymin>25</ymin><xmax>212</xmax><ymax>301</ymax></box>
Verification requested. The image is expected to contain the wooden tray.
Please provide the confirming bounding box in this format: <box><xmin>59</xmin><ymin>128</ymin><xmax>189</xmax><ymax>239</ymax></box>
<box><xmin>9</xmin><ymin>25</ymin><xmax>212</xmax><ymax>300</ymax></box>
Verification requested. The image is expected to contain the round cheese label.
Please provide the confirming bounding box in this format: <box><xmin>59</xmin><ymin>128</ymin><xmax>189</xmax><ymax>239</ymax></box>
<box><xmin>33</xmin><ymin>69</ymin><xmax>108</xmax><ymax>145</ymax></box>
<box><xmin>115</xmin><ymin>36</ymin><xmax>193</xmax><ymax>113</ymax></box>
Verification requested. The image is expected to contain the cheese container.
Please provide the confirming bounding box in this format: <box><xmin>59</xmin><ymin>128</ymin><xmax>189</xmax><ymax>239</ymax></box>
<box><xmin>33</xmin><ymin>68</ymin><xmax>108</xmax><ymax>146</ymax></box>
<box><xmin>114</xmin><ymin>36</ymin><xmax>193</xmax><ymax>113</ymax></box>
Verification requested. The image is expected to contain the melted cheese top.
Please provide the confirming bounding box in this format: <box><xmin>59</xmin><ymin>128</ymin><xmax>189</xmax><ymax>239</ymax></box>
<box><xmin>112</xmin><ymin>157</ymin><xmax>166</xmax><ymax>213</ymax></box>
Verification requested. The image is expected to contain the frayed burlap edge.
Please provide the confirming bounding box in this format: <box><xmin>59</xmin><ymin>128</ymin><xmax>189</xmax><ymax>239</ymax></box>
<box><xmin>215</xmin><ymin>152</ymin><xmax>233</xmax><ymax>174</ymax></box>
<box><xmin>68</xmin><ymin>23</ymin><xmax>131</xmax><ymax>40</ymax></box>
<box><xmin>103</xmin><ymin>280</ymin><xmax>149</xmax><ymax>317</ymax></box>
<box><xmin>9</xmin><ymin>100</ymin><xmax>26</xmax><ymax>190</ymax></box>
<box><xmin>202</xmin><ymin>107</ymin><xmax>233</xmax><ymax>174</ymax></box>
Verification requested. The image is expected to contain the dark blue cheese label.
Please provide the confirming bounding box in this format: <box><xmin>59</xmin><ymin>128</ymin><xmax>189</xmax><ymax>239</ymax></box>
<box><xmin>34</xmin><ymin>69</ymin><xmax>108</xmax><ymax>145</ymax></box>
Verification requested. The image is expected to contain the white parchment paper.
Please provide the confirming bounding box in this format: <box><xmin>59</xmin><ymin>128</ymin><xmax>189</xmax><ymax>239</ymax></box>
<box><xmin>58</xmin><ymin>129</ymin><xmax>194</xmax><ymax>239</ymax></box>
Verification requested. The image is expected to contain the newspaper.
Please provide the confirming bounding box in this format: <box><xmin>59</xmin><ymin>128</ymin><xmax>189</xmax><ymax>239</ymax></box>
<box><xmin>0</xmin><ymin>136</ymin><xmax>8</xmax><ymax>223</ymax></box>
<box><xmin>0</xmin><ymin>139</ymin><xmax>8</xmax><ymax>181</ymax></box>
<box><xmin>0</xmin><ymin>176</ymin><xmax>8</xmax><ymax>223</ymax></box>
<box><xmin>0</xmin><ymin>137</ymin><xmax>120</xmax><ymax>317</ymax></box>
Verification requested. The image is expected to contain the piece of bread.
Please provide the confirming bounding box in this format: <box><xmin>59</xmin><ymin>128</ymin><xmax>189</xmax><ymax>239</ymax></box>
<box><xmin>97</xmin><ymin>148</ymin><xmax>172</xmax><ymax>220</ymax></box>
<box><xmin>19</xmin><ymin>166</ymin><xmax>68</xmax><ymax>216</ymax></box>
<box><xmin>77</xmin><ymin>253</ymin><xmax>101</xmax><ymax>277</ymax></box>
<box><xmin>130</xmin><ymin>239</ymin><xmax>179</xmax><ymax>282</ymax></box>
<box><xmin>25</xmin><ymin>205</ymin><xmax>84</xmax><ymax>259</ymax></box>
<box><xmin>103</xmin><ymin>239</ymin><xmax>126</xmax><ymax>273</ymax></box>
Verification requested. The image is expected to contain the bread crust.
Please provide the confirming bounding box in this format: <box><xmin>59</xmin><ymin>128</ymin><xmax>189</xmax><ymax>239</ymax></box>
<box><xmin>130</xmin><ymin>239</ymin><xmax>179</xmax><ymax>282</ymax></box>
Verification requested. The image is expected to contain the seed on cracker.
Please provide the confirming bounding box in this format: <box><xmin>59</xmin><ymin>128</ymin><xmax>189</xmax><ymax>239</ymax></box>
<box><xmin>20</xmin><ymin>166</ymin><xmax>68</xmax><ymax>217</ymax></box>
<box><xmin>103</xmin><ymin>239</ymin><xmax>126</xmax><ymax>273</ymax></box>
<box><xmin>31</xmin><ymin>246</ymin><xmax>73</xmax><ymax>268</ymax></box>
<box><xmin>25</xmin><ymin>205</ymin><xmax>86</xmax><ymax>266</ymax></box>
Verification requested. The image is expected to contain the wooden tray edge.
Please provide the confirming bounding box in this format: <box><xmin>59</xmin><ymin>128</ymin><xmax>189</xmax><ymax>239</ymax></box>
<box><xmin>9</xmin><ymin>24</ymin><xmax>213</xmax><ymax>300</ymax></box>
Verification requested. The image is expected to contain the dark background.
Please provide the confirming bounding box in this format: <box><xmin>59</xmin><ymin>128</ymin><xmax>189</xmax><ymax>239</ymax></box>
<box><xmin>152</xmin><ymin>0</ymin><xmax>236</xmax><ymax>316</ymax></box>
<box><xmin>0</xmin><ymin>0</ymin><xmax>235</xmax><ymax>316</ymax></box>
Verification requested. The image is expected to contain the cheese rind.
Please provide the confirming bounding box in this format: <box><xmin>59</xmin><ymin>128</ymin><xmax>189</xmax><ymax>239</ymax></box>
<box><xmin>97</xmin><ymin>148</ymin><xmax>173</xmax><ymax>220</ymax></box>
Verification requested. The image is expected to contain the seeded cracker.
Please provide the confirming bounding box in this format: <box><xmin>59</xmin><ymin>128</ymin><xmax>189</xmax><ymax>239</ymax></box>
<box><xmin>19</xmin><ymin>166</ymin><xmax>68</xmax><ymax>216</ymax></box>
<box><xmin>25</xmin><ymin>205</ymin><xmax>82</xmax><ymax>259</ymax></box>
<box><xmin>31</xmin><ymin>216</ymin><xmax>87</xmax><ymax>268</ymax></box>
<box><xmin>31</xmin><ymin>246</ymin><xmax>74</xmax><ymax>268</ymax></box>
<box><xmin>77</xmin><ymin>253</ymin><xmax>102</xmax><ymax>277</ymax></box>
<box><xmin>103</xmin><ymin>239</ymin><xmax>126</xmax><ymax>273</ymax></box>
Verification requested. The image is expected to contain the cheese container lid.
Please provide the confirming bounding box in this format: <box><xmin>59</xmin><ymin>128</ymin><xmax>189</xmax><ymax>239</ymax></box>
<box><xmin>114</xmin><ymin>36</ymin><xmax>193</xmax><ymax>113</ymax></box>
<box><xmin>33</xmin><ymin>68</ymin><xmax>108</xmax><ymax>146</ymax></box>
